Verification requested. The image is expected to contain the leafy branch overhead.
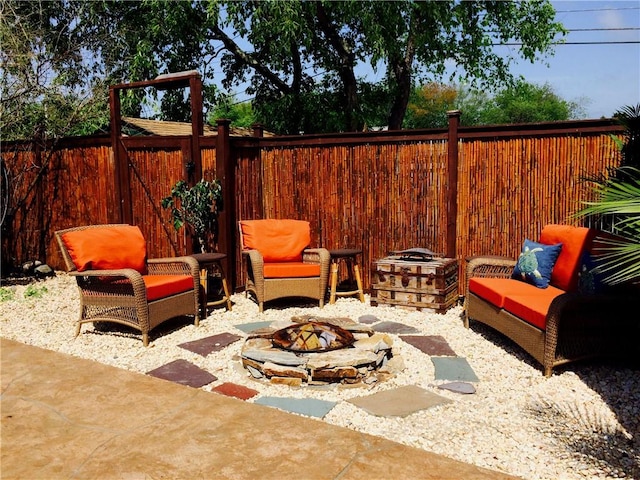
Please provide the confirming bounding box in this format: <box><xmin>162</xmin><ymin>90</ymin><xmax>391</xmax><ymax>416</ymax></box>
<box><xmin>2</xmin><ymin>0</ymin><xmax>567</xmax><ymax>137</ymax></box>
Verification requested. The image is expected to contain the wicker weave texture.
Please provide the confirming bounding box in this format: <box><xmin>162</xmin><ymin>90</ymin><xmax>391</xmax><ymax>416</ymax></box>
<box><xmin>55</xmin><ymin>224</ymin><xmax>200</xmax><ymax>346</ymax></box>
<box><xmin>464</xmin><ymin>256</ymin><xmax>636</xmax><ymax>376</ymax></box>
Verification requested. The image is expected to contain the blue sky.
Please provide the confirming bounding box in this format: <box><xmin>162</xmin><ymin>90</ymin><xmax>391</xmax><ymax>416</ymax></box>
<box><xmin>510</xmin><ymin>1</ymin><xmax>640</xmax><ymax>118</ymax></box>
<box><xmin>356</xmin><ymin>0</ymin><xmax>640</xmax><ymax>119</ymax></box>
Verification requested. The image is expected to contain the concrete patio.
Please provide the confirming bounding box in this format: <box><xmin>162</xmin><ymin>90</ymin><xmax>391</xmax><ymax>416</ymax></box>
<box><xmin>0</xmin><ymin>338</ymin><xmax>518</xmax><ymax>479</ymax></box>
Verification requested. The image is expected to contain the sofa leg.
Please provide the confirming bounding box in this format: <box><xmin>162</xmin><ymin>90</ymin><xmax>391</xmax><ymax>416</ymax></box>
<box><xmin>463</xmin><ymin>315</ymin><xmax>470</xmax><ymax>329</ymax></box>
<box><xmin>543</xmin><ymin>366</ymin><xmax>552</xmax><ymax>377</ymax></box>
<box><xmin>258</xmin><ymin>302</ymin><xmax>264</xmax><ymax>313</ymax></box>
<box><xmin>142</xmin><ymin>333</ymin><xmax>149</xmax><ymax>347</ymax></box>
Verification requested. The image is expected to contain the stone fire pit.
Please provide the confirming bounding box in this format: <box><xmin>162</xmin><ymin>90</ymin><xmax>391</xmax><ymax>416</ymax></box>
<box><xmin>240</xmin><ymin>315</ymin><xmax>399</xmax><ymax>386</ymax></box>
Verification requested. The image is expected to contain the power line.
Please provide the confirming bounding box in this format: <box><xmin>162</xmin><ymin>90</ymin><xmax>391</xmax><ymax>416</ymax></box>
<box><xmin>496</xmin><ymin>41</ymin><xmax>640</xmax><ymax>46</ymax></box>
<box><xmin>567</xmin><ymin>27</ymin><xmax>640</xmax><ymax>32</ymax></box>
<box><xmin>555</xmin><ymin>7</ymin><xmax>640</xmax><ymax>13</ymax></box>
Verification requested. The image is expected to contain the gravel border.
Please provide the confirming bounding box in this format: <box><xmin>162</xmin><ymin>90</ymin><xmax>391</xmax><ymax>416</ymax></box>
<box><xmin>1</xmin><ymin>273</ymin><xmax>638</xmax><ymax>480</ymax></box>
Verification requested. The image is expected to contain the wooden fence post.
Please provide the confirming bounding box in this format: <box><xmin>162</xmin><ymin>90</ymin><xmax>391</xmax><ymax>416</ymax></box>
<box><xmin>109</xmin><ymin>86</ymin><xmax>129</xmax><ymax>224</ymax></box>
<box><xmin>216</xmin><ymin>119</ymin><xmax>236</xmax><ymax>290</ymax></box>
<box><xmin>446</xmin><ymin>110</ymin><xmax>461</xmax><ymax>259</ymax></box>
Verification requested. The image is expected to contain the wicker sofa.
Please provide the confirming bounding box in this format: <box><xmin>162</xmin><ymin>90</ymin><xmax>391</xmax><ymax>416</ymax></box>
<box><xmin>464</xmin><ymin>224</ymin><xmax>635</xmax><ymax>376</ymax></box>
<box><xmin>239</xmin><ymin>219</ymin><xmax>330</xmax><ymax>312</ymax></box>
<box><xmin>56</xmin><ymin>224</ymin><xmax>200</xmax><ymax>346</ymax></box>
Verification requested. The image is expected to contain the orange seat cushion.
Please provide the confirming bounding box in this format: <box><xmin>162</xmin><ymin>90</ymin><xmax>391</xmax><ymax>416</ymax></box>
<box><xmin>61</xmin><ymin>225</ymin><xmax>147</xmax><ymax>274</ymax></box>
<box><xmin>143</xmin><ymin>275</ymin><xmax>194</xmax><ymax>301</ymax></box>
<box><xmin>469</xmin><ymin>277</ymin><xmax>542</xmax><ymax>308</ymax></box>
<box><xmin>502</xmin><ymin>287</ymin><xmax>565</xmax><ymax>330</ymax></box>
<box><xmin>240</xmin><ymin>219</ymin><xmax>311</xmax><ymax>262</ymax></box>
<box><xmin>539</xmin><ymin>224</ymin><xmax>594</xmax><ymax>292</ymax></box>
<box><xmin>263</xmin><ymin>262</ymin><xmax>321</xmax><ymax>278</ymax></box>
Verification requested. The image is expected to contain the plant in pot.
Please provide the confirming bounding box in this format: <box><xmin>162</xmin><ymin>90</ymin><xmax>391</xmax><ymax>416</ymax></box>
<box><xmin>161</xmin><ymin>178</ymin><xmax>223</xmax><ymax>253</ymax></box>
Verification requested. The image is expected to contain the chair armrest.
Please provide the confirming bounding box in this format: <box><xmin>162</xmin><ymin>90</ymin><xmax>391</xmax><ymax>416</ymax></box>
<box><xmin>302</xmin><ymin>248</ymin><xmax>330</xmax><ymax>265</ymax></box>
<box><xmin>242</xmin><ymin>249</ymin><xmax>265</xmax><ymax>282</ymax></box>
<box><xmin>70</xmin><ymin>268</ymin><xmax>147</xmax><ymax>298</ymax></box>
<box><xmin>148</xmin><ymin>256</ymin><xmax>199</xmax><ymax>277</ymax></box>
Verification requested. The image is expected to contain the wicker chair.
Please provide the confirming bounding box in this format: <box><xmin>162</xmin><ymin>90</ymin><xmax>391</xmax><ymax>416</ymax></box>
<box><xmin>239</xmin><ymin>219</ymin><xmax>330</xmax><ymax>312</ymax></box>
<box><xmin>464</xmin><ymin>225</ymin><xmax>636</xmax><ymax>376</ymax></box>
<box><xmin>55</xmin><ymin>224</ymin><xmax>200</xmax><ymax>346</ymax></box>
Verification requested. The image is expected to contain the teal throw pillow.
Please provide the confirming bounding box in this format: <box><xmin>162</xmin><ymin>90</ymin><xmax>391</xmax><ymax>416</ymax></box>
<box><xmin>512</xmin><ymin>239</ymin><xmax>563</xmax><ymax>288</ymax></box>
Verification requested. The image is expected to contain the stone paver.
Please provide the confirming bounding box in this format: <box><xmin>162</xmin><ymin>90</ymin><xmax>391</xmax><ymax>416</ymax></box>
<box><xmin>432</xmin><ymin>357</ymin><xmax>479</xmax><ymax>383</ymax></box>
<box><xmin>399</xmin><ymin>335</ymin><xmax>457</xmax><ymax>356</ymax></box>
<box><xmin>234</xmin><ymin>321</ymin><xmax>272</xmax><ymax>333</ymax></box>
<box><xmin>255</xmin><ymin>396</ymin><xmax>337</xmax><ymax>418</ymax></box>
<box><xmin>212</xmin><ymin>382</ymin><xmax>260</xmax><ymax>400</ymax></box>
<box><xmin>357</xmin><ymin>314</ymin><xmax>380</xmax><ymax>324</ymax></box>
<box><xmin>347</xmin><ymin>385</ymin><xmax>452</xmax><ymax>417</ymax></box>
<box><xmin>373</xmin><ymin>321</ymin><xmax>420</xmax><ymax>334</ymax></box>
<box><xmin>146</xmin><ymin>359</ymin><xmax>217</xmax><ymax>387</ymax></box>
<box><xmin>178</xmin><ymin>332</ymin><xmax>242</xmax><ymax>356</ymax></box>
<box><xmin>438</xmin><ymin>382</ymin><xmax>477</xmax><ymax>394</ymax></box>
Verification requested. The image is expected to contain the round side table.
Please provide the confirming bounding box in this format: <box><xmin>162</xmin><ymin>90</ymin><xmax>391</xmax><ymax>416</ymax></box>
<box><xmin>328</xmin><ymin>248</ymin><xmax>365</xmax><ymax>304</ymax></box>
<box><xmin>190</xmin><ymin>253</ymin><xmax>232</xmax><ymax>318</ymax></box>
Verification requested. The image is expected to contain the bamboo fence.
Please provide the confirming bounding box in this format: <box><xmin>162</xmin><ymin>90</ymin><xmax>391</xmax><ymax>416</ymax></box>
<box><xmin>2</xmin><ymin>120</ymin><xmax>622</xmax><ymax>297</ymax></box>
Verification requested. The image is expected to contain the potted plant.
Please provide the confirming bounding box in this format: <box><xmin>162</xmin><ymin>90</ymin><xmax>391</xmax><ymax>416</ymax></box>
<box><xmin>161</xmin><ymin>178</ymin><xmax>223</xmax><ymax>253</ymax></box>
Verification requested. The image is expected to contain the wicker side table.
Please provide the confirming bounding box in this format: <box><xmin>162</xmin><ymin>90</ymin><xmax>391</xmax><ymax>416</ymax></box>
<box><xmin>328</xmin><ymin>248</ymin><xmax>365</xmax><ymax>304</ymax></box>
<box><xmin>190</xmin><ymin>253</ymin><xmax>232</xmax><ymax>318</ymax></box>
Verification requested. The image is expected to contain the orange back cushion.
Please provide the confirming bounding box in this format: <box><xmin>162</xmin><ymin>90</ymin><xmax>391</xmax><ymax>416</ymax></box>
<box><xmin>539</xmin><ymin>224</ymin><xmax>594</xmax><ymax>292</ymax></box>
<box><xmin>240</xmin><ymin>219</ymin><xmax>311</xmax><ymax>262</ymax></box>
<box><xmin>61</xmin><ymin>225</ymin><xmax>147</xmax><ymax>274</ymax></box>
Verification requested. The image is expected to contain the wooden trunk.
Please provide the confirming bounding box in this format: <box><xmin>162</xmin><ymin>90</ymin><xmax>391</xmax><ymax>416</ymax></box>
<box><xmin>370</xmin><ymin>255</ymin><xmax>458</xmax><ymax>313</ymax></box>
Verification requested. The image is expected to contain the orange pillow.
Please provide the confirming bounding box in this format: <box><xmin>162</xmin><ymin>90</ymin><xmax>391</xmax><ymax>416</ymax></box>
<box><xmin>61</xmin><ymin>225</ymin><xmax>147</xmax><ymax>274</ymax></box>
<box><xmin>240</xmin><ymin>219</ymin><xmax>311</xmax><ymax>262</ymax></box>
<box><xmin>539</xmin><ymin>224</ymin><xmax>594</xmax><ymax>292</ymax></box>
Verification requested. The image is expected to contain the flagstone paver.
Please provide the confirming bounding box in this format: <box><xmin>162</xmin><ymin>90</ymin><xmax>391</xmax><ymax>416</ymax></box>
<box><xmin>212</xmin><ymin>382</ymin><xmax>259</xmax><ymax>400</ymax></box>
<box><xmin>146</xmin><ymin>359</ymin><xmax>217</xmax><ymax>388</ymax></box>
<box><xmin>234</xmin><ymin>321</ymin><xmax>273</xmax><ymax>333</ymax></box>
<box><xmin>438</xmin><ymin>382</ymin><xmax>477</xmax><ymax>394</ymax></box>
<box><xmin>347</xmin><ymin>385</ymin><xmax>452</xmax><ymax>417</ymax></box>
<box><xmin>254</xmin><ymin>397</ymin><xmax>337</xmax><ymax>419</ymax></box>
<box><xmin>399</xmin><ymin>335</ymin><xmax>457</xmax><ymax>356</ymax></box>
<box><xmin>373</xmin><ymin>321</ymin><xmax>420</xmax><ymax>334</ymax></box>
<box><xmin>357</xmin><ymin>314</ymin><xmax>380</xmax><ymax>324</ymax></box>
<box><xmin>178</xmin><ymin>333</ymin><xmax>242</xmax><ymax>356</ymax></box>
<box><xmin>432</xmin><ymin>357</ymin><xmax>479</xmax><ymax>383</ymax></box>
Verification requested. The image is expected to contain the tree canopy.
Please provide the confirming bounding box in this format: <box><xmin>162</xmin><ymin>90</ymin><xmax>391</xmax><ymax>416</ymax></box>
<box><xmin>2</xmin><ymin>0</ymin><xmax>567</xmax><ymax>137</ymax></box>
<box><xmin>403</xmin><ymin>80</ymin><xmax>585</xmax><ymax>129</ymax></box>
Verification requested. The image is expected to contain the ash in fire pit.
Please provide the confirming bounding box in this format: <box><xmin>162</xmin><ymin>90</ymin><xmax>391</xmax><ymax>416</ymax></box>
<box><xmin>240</xmin><ymin>315</ymin><xmax>402</xmax><ymax>386</ymax></box>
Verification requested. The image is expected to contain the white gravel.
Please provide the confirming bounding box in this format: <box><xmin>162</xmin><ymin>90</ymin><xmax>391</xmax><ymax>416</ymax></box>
<box><xmin>1</xmin><ymin>273</ymin><xmax>638</xmax><ymax>480</ymax></box>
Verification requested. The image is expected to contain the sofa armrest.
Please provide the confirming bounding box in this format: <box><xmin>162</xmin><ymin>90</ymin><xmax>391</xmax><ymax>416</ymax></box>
<box><xmin>465</xmin><ymin>256</ymin><xmax>516</xmax><ymax>295</ymax></box>
<box><xmin>544</xmin><ymin>291</ymin><xmax>638</xmax><ymax>365</ymax></box>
